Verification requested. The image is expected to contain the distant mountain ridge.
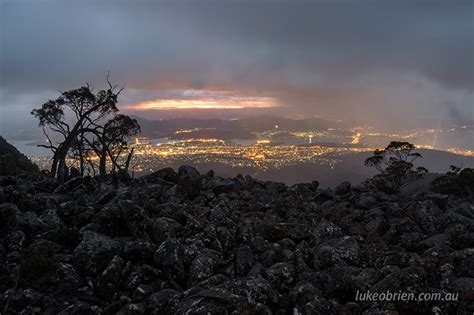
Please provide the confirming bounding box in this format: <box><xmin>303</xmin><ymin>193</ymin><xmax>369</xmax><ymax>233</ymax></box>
<box><xmin>135</xmin><ymin>115</ymin><xmax>351</xmax><ymax>139</ymax></box>
<box><xmin>126</xmin><ymin>148</ymin><xmax>474</xmax><ymax>187</ymax></box>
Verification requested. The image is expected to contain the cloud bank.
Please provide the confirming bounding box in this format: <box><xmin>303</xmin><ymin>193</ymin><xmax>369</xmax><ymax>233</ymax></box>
<box><xmin>1</xmin><ymin>0</ymin><xmax>473</xmax><ymax>129</ymax></box>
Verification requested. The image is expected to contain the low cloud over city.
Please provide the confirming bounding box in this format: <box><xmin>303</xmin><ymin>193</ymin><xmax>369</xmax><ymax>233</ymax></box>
<box><xmin>1</xmin><ymin>0</ymin><xmax>473</xmax><ymax>127</ymax></box>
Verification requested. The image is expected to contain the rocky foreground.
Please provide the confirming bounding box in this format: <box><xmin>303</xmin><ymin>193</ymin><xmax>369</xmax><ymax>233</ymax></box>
<box><xmin>0</xmin><ymin>166</ymin><xmax>473</xmax><ymax>314</ymax></box>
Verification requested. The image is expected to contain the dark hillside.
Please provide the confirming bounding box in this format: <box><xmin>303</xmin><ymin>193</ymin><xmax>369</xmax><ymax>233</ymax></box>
<box><xmin>0</xmin><ymin>136</ymin><xmax>39</xmax><ymax>175</ymax></box>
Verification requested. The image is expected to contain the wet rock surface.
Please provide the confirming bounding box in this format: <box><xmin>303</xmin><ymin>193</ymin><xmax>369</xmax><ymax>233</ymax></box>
<box><xmin>0</xmin><ymin>166</ymin><xmax>473</xmax><ymax>314</ymax></box>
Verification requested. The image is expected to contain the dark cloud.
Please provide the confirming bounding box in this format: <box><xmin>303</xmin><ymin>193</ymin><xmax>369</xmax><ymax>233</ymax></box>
<box><xmin>1</xmin><ymin>0</ymin><xmax>473</xmax><ymax>126</ymax></box>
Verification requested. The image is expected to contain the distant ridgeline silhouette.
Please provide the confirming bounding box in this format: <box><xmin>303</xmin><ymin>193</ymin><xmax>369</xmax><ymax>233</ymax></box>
<box><xmin>0</xmin><ymin>136</ymin><xmax>39</xmax><ymax>176</ymax></box>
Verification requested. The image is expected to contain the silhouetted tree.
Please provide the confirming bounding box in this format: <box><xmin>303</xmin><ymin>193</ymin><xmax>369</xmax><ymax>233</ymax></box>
<box><xmin>83</xmin><ymin>114</ymin><xmax>140</xmax><ymax>175</ymax></box>
<box><xmin>31</xmin><ymin>78</ymin><xmax>139</xmax><ymax>182</ymax></box>
<box><xmin>364</xmin><ymin>141</ymin><xmax>428</xmax><ymax>194</ymax></box>
<box><xmin>431</xmin><ymin>165</ymin><xmax>474</xmax><ymax>196</ymax></box>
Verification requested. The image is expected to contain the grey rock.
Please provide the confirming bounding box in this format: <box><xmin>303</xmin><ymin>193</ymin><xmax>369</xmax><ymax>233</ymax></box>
<box><xmin>311</xmin><ymin>221</ymin><xmax>344</xmax><ymax>246</ymax></box>
<box><xmin>149</xmin><ymin>217</ymin><xmax>183</xmax><ymax>243</ymax></box>
<box><xmin>358</xmin><ymin>195</ymin><xmax>376</xmax><ymax>209</ymax></box>
<box><xmin>144</xmin><ymin>167</ymin><xmax>178</xmax><ymax>183</ymax></box>
<box><xmin>254</xmin><ymin>222</ymin><xmax>310</xmax><ymax>241</ymax></box>
<box><xmin>73</xmin><ymin>230</ymin><xmax>122</xmax><ymax>276</ymax></box>
<box><xmin>96</xmin><ymin>255</ymin><xmax>124</xmax><ymax>300</ymax></box>
<box><xmin>132</xmin><ymin>284</ymin><xmax>153</xmax><ymax>301</ymax></box>
<box><xmin>39</xmin><ymin>209</ymin><xmax>64</xmax><ymax>227</ymax></box>
<box><xmin>206</xmin><ymin>177</ymin><xmax>241</xmax><ymax>194</ymax></box>
<box><xmin>153</xmin><ymin>238</ymin><xmax>185</xmax><ymax>282</ymax></box>
<box><xmin>265</xmin><ymin>262</ymin><xmax>295</xmax><ymax>291</ymax></box>
<box><xmin>188</xmin><ymin>251</ymin><xmax>219</xmax><ymax>287</ymax></box>
<box><xmin>2</xmin><ymin>163</ymin><xmax>474</xmax><ymax>315</ymax></box>
<box><xmin>117</xmin><ymin>303</ymin><xmax>146</xmax><ymax>315</ymax></box>
<box><xmin>0</xmin><ymin>203</ymin><xmax>18</xmax><ymax>237</ymax></box>
<box><xmin>57</xmin><ymin>263</ymin><xmax>82</xmax><ymax>292</ymax></box>
<box><xmin>234</xmin><ymin>245</ymin><xmax>255</xmax><ymax>277</ymax></box>
<box><xmin>16</xmin><ymin>211</ymin><xmax>48</xmax><ymax>235</ymax></box>
<box><xmin>177</xmin><ymin>165</ymin><xmax>202</xmax><ymax>198</ymax></box>
<box><xmin>118</xmin><ymin>200</ymin><xmax>153</xmax><ymax>240</ymax></box>
<box><xmin>146</xmin><ymin>289</ymin><xmax>181</xmax><ymax>314</ymax></box>
<box><xmin>418</xmin><ymin>233</ymin><xmax>450</xmax><ymax>249</ymax></box>
<box><xmin>334</xmin><ymin>181</ymin><xmax>351</xmax><ymax>195</ymax></box>
<box><xmin>57</xmin><ymin>302</ymin><xmax>94</xmax><ymax>315</ymax></box>
<box><xmin>316</xmin><ymin>236</ymin><xmax>360</xmax><ymax>265</ymax></box>
<box><xmin>450</xmin><ymin>277</ymin><xmax>474</xmax><ymax>292</ymax></box>
<box><xmin>123</xmin><ymin>239</ymin><xmax>157</xmax><ymax>263</ymax></box>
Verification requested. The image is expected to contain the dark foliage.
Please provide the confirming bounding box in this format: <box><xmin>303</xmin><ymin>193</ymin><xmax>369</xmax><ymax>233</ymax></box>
<box><xmin>431</xmin><ymin>165</ymin><xmax>474</xmax><ymax>196</ymax></box>
<box><xmin>31</xmin><ymin>79</ymin><xmax>140</xmax><ymax>182</ymax></box>
<box><xmin>364</xmin><ymin>141</ymin><xmax>427</xmax><ymax>194</ymax></box>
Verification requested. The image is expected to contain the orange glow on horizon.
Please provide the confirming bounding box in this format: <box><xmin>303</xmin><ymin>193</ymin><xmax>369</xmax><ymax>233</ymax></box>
<box><xmin>136</xmin><ymin>100</ymin><xmax>245</xmax><ymax>109</ymax></box>
<box><xmin>125</xmin><ymin>93</ymin><xmax>278</xmax><ymax>110</ymax></box>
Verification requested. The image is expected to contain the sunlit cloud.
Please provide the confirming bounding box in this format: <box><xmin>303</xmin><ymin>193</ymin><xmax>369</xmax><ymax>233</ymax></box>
<box><xmin>124</xmin><ymin>89</ymin><xmax>278</xmax><ymax>110</ymax></box>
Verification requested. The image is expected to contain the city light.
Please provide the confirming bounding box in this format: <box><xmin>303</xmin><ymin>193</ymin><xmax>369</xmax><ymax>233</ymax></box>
<box><xmin>29</xmin><ymin>125</ymin><xmax>474</xmax><ymax>176</ymax></box>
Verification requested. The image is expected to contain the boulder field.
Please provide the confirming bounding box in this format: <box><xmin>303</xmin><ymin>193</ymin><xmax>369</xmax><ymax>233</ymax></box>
<box><xmin>0</xmin><ymin>166</ymin><xmax>473</xmax><ymax>314</ymax></box>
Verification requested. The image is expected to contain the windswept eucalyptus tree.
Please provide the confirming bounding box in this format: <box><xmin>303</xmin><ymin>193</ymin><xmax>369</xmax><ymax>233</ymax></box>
<box><xmin>32</xmin><ymin>78</ymin><xmax>140</xmax><ymax>182</ymax></box>
<box><xmin>83</xmin><ymin>114</ymin><xmax>140</xmax><ymax>175</ymax></box>
<box><xmin>364</xmin><ymin>141</ymin><xmax>428</xmax><ymax>194</ymax></box>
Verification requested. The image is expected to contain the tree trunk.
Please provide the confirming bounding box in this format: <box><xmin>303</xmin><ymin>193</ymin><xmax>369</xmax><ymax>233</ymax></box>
<box><xmin>88</xmin><ymin>160</ymin><xmax>96</xmax><ymax>177</ymax></box>
<box><xmin>50</xmin><ymin>154</ymin><xmax>59</xmax><ymax>178</ymax></box>
<box><xmin>99</xmin><ymin>150</ymin><xmax>107</xmax><ymax>175</ymax></box>
<box><xmin>110</xmin><ymin>153</ymin><xmax>119</xmax><ymax>172</ymax></box>
<box><xmin>50</xmin><ymin>142</ymin><xmax>67</xmax><ymax>178</ymax></box>
<box><xmin>124</xmin><ymin>148</ymin><xmax>134</xmax><ymax>171</ymax></box>
<box><xmin>57</xmin><ymin>156</ymin><xmax>67</xmax><ymax>183</ymax></box>
<box><xmin>49</xmin><ymin>123</ymin><xmax>81</xmax><ymax>181</ymax></box>
<box><xmin>78</xmin><ymin>136</ymin><xmax>84</xmax><ymax>176</ymax></box>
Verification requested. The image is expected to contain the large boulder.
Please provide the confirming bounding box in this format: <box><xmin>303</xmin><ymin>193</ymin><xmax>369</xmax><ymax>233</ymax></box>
<box><xmin>265</xmin><ymin>262</ymin><xmax>295</xmax><ymax>291</ymax></box>
<box><xmin>254</xmin><ymin>223</ymin><xmax>310</xmax><ymax>241</ymax></box>
<box><xmin>146</xmin><ymin>289</ymin><xmax>181</xmax><ymax>314</ymax></box>
<box><xmin>334</xmin><ymin>181</ymin><xmax>351</xmax><ymax>195</ymax></box>
<box><xmin>149</xmin><ymin>217</ymin><xmax>183</xmax><ymax>244</ymax></box>
<box><xmin>177</xmin><ymin>165</ymin><xmax>202</xmax><ymax>198</ymax></box>
<box><xmin>372</xmin><ymin>266</ymin><xmax>429</xmax><ymax>312</ymax></box>
<box><xmin>310</xmin><ymin>221</ymin><xmax>344</xmax><ymax>246</ymax></box>
<box><xmin>96</xmin><ymin>255</ymin><xmax>124</xmax><ymax>300</ymax></box>
<box><xmin>153</xmin><ymin>238</ymin><xmax>185</xmax><ymax>282</ymax></box>
<box><xmin>205</xmin><ymin>177</ymin><xmax>242</xmax><ymax>195</ymax></box>
<box><xmin>177</xmin><ymin>277</ymin><xmax>280</xmax><ymax>313</ymax></box>
<box><xmin>73</xmin><ymin>231</ymin><xmax>122</xmax><ymax>276</ymax></box>
<box><xmin>314</xmin><ymin>236</ymin><xmax>360</xmax><ymax>265</ymax></box>
<box><xmin>234</xmin><ymin>245</ymin><xmax>255</xmax><ymax>277</ymax></box>
<box><xmin>188</xmin><ymin>250</ymin><xmax>220</xmax><ymax>287</ymax></box>
<box><xmin>118</xmin><ymin>200</ymin><xmax>154</xmax><ymax>239</ymax></box>
<box><xmin>143</xmin><ymin>167</ymin><xmax>179</xmax><ymax>184</ymax></box>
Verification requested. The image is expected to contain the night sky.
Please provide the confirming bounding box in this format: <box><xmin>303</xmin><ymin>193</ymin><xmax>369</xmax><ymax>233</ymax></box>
<box><xmin>1</xmin><ymin>0</ymin><xmax>473</xmax><ymax>131</ymax></box>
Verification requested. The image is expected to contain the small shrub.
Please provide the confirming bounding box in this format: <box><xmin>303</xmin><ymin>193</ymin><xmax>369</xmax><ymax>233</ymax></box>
<box><xmin>431</xmin><ymin>166</ymin><xmax>474</xmax><ymax>196</ymax></box>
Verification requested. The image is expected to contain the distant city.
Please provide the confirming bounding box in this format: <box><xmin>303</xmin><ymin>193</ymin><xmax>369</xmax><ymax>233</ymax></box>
<box><xmin>27</xmin><ymin>122</ymin><xmax>474</xmax><ymax>181</ymax></box>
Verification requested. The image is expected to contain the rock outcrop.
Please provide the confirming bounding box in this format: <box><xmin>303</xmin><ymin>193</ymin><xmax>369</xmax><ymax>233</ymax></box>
<box><xmin>0</xmin><ymin>166</ymin><xmax>473</xmax><ymax>314</ymax></box>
